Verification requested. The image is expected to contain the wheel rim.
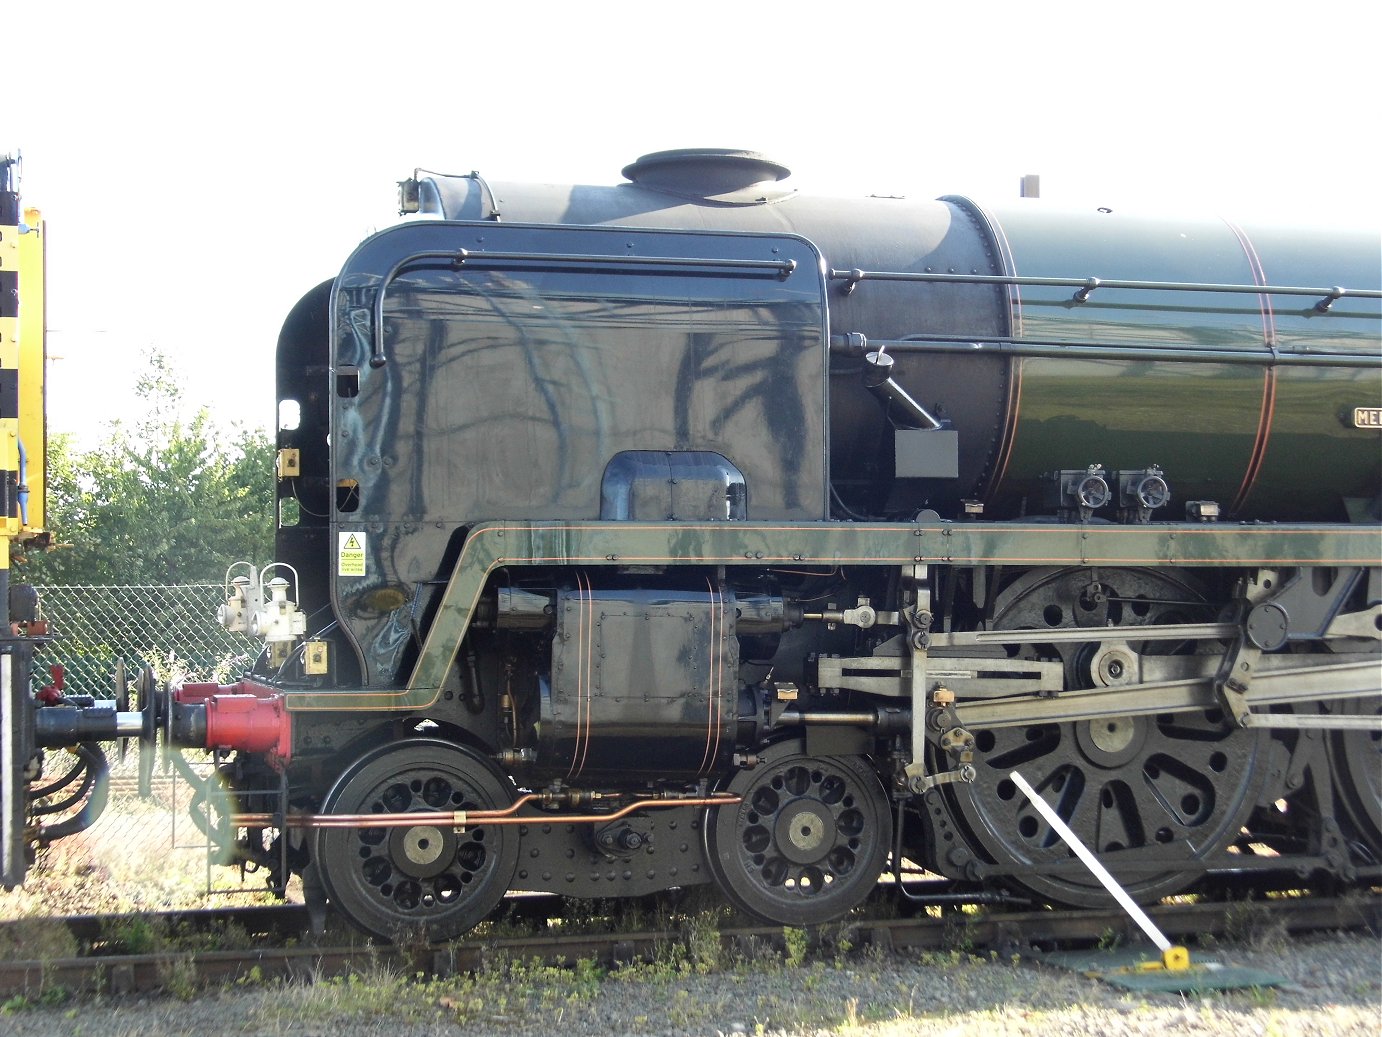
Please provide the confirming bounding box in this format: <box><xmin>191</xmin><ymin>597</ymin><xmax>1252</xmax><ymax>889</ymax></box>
<box><xmin>945</xmin><ymin>567</ymin><xmax>1270</xmax><ymax>905</ymax></box>
<box><xmin>1328</xmin><ymin>696</ymin><xmax>1382</xmax><ymax>860</ymax></box>
<box><xmin>706</xmin><ymin>742</ymin><xmax>891</xmax><ymax>926</ymax></box>
<box><xmin>315</xmin><ymin>739</ymin><xmax>518</xmax><ymax>941</ymax></box>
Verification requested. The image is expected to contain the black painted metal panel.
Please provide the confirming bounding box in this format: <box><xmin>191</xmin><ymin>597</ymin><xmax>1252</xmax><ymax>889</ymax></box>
<box><xmin>330</xmin><ymin>223</ymin><xmax>827</xmax><ymax>684</ymax></box>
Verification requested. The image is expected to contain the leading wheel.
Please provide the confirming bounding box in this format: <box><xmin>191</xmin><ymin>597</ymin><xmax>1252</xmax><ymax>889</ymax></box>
<box><xmin>314</xmin><ymin>739</ymin><xmax>519</xmax><ymax>942</ymax></box>
<box><xmin>705</xmin><ymin>741</ymin><xmax>891</xmax><ymax>926</ymax></box>
<box><xmin>943</xmin><ymin>567</ymin><xmax>1271</xmax><ymax>906</ymax></box>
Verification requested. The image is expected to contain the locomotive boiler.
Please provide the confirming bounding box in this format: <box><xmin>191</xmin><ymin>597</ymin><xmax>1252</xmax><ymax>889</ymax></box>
<box><xmin>4</xmin><ymin>150</ymin><xmax>1380</xmax><ymax>941</ymax></box>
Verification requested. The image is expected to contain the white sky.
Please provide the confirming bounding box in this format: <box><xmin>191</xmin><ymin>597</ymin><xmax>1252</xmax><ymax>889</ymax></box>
<box><xmin>9</xmin><ymin>0</ymin><xmax>1381</xmax><ymax>444</ymax></box>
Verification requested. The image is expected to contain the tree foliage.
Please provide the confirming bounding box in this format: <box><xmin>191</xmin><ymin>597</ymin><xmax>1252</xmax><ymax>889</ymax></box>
<box><xmin>22</xmin><ymin>350</ymin><xmax>275</xmax><ymax>585</ymax></box>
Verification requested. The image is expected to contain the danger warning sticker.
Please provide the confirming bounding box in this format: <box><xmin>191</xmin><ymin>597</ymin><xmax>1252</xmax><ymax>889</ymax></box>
<box><xmin>338</xmin><ymin>531</ymin><xmax>367</xmax><ymax>576</ymax></box>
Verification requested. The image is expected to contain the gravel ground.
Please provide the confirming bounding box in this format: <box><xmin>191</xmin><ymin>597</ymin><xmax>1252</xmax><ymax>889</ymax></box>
<box><xmin>2</xmin><ymin>932</ymin><xmax>1378</xmax><ymax>1037</ymax></box>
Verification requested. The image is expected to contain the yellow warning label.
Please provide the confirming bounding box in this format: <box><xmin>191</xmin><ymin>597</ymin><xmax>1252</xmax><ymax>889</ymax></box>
<box><xmin>338</xmin><ymin>531</ymin><xmax>367</xmax><ymax>576</ymax></box>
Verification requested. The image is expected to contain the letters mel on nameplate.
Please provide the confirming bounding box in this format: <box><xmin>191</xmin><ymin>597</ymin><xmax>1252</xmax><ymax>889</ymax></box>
<box><xmin>338</xmin><ymin>531</ymin><xmax>367</xmax><ymax>576</ymax></box>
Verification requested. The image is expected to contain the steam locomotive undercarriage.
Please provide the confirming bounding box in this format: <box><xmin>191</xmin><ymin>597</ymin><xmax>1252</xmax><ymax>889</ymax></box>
<box><xmin>2</xmin><ymin>528</ymin><xmax>1382</xmax><ymax>940</ymax></box>
<box><xmin>12</xmin><ymin>524</ymin><xmax>1375</xmax><ymax>942</ymax></box>
<box><xmin>236</xmin><ymin>547</ymin><xmax>1382</xmax><ymax>939</ymax></box>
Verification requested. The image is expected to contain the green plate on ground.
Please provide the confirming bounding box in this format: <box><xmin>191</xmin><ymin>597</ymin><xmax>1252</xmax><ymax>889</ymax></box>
<box><xmin>1039</xmin><ymin>948</ymin><xmax>1286</xmax><ymax>993</ymax></box>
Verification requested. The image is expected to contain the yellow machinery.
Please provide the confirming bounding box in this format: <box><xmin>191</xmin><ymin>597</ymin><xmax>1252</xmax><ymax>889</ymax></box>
<box><xmin>0</xmin><ymin>153</ymin><xmax>47</xmax><ymax>586</ymax></box>
<box><xmin>1</xmin><ymin>153</ymin><xmax>49</xmax><ymax>887</ymax></box>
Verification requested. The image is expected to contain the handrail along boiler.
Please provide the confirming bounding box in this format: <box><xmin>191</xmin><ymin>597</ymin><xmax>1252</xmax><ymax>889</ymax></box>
<box><xmin>3</xmin><ymin>150</ymin><xmax>1380</xmax><ymax>939</ymax></box>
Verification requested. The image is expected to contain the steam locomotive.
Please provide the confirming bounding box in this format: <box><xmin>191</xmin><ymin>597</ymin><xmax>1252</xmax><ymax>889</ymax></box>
<box><xmin>4</xmin><ymin>150</ymin><xmax>1380</xmax><ymax>941</ymax></box>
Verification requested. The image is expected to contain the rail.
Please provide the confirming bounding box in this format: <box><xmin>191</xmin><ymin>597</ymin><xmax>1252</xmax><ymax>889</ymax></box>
<box><xmin>0</xmin><ymin>889</ymin><xmax>1374</xmax><ymax>999</ymax></box>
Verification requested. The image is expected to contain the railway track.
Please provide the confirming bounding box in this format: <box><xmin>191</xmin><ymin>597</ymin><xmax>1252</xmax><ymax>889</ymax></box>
<box><xmin>0</xmin><ymin>885</ymin><xmax>1376</xmax><ymax>1000</ymax></box>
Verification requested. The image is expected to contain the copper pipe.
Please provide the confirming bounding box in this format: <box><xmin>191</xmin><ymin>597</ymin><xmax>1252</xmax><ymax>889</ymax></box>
<box><xmin>234</xmin><ymin>792</ymin><xmax>544</xmax><ymax>829</ymax></box>
<box><xmin>231</xmin><ymin>794</ymin><xmax>740</xmax><ymax>831</ymax></box>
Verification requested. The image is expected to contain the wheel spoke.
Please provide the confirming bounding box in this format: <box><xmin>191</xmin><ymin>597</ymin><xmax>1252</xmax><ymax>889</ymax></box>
<box><xmin>979</xmin><ymin>726</ymin><xmax>1062</xmax><ymax>772</ymax></box>
<box><xmin>1091</xmin><ymin>779</ymin><xmax>1144</xmax><ymax>852</ymax></box>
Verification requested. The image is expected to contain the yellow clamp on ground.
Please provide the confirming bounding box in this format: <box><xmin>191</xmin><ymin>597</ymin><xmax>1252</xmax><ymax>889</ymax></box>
<box><xmin>1113</xmin><ymin>945</ymin><xmax>1193</xmax><ymax>974</ymax></box>
<box><xmin>1161</xmin><ymin>945</ymin><xmax>1192</xmax><ymax>971</ymax></box>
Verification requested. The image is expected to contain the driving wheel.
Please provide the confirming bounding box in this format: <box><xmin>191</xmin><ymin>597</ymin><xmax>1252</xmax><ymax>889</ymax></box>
<box><xmin>943</xmin><ymin>567</ymin><xmax>1271</xmax><ymax>905</ymax></box>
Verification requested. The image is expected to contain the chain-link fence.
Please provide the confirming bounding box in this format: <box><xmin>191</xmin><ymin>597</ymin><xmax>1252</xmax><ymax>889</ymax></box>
<box><xmin>35</xmin><ymin>584</ymin><xmax>261</xmax><ymax>698</ymax></box>
<box><xmin>3</xmin><ymin>586</ymin><xmax>276</xmax><ymax>918</ymax></box>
